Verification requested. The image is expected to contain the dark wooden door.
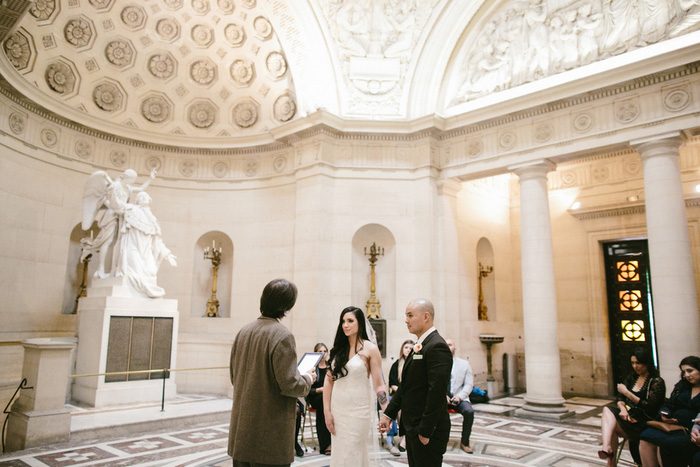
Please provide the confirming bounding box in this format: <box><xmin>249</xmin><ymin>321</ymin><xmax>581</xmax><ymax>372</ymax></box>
<box><xmin>602</xmin><ymin>240</ymin><xmax>658</xmax><ymax>386</ymax></box>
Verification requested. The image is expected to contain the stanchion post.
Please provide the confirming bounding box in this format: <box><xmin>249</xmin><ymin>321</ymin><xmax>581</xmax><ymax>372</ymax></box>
<box><xmin>161</xmin><ymin>369</ymin><xmax>167</xmax><ymax>412</ymax></box>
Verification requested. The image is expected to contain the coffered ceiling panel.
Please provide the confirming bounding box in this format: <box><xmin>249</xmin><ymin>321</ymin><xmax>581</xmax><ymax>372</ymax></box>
<box><xmin>2</xmin><ymin>0</ymin><xmax>298</xmax><ymax>141</ymax></box>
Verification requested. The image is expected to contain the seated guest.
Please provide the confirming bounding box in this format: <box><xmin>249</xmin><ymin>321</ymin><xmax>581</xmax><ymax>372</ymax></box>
<box><xmin>640</xmin><ymin>355</ymin><xmax>700</xmax><ymax>467</ymax></box>
<box><xmin>659</xmin><ymin>412</ymin><xmax>700</xmax><ymax>466</ymax></box>
<box><xmin>305</xmin><ymin>343</ymin><xmax>332</xmax><ymax>455</ymax></box>
<box><xmin>446</xmin><ymin>338</ymin><xmax>475</xmax><ymax>454</ymax></box>
<box><xmin>598</xmin><ymin>348</ymin><xmax>665</xmax><ymax>466</ymax></box>
<box><xmin>387</xmin><ymin>339</ymin><xmax>414</xmax><ymax>455</ymax></box>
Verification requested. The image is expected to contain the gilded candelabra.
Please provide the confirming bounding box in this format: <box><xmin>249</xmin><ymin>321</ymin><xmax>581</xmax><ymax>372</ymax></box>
<box><xmin>364</xmin><ymin>242</ymin><xmax>384</xmax><ymax>319</ymax></box>
<box><xmin>478</xmin><ymin>262</ymin><xmax>493</xmax><ymax>321</ymax></box>
<box><xmin>203</xmin><ymin>241</ymin><xmax>222</xmax><ymax>317</ymax></box>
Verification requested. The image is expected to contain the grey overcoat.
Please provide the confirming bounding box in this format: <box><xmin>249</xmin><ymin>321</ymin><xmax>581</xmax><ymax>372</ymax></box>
<box><xmin>228</xmin><ymin>316</ymin><xmax>312</xmax><ymax>465</ymax></box>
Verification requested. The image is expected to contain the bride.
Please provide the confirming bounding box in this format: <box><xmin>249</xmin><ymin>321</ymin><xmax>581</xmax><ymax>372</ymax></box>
<box><xmin>323</xmin><ymin>306</ymin><xmax>389</xmax><ymax>466</ymax></box>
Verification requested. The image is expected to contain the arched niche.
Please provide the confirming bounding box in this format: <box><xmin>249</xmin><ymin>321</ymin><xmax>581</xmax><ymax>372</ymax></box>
<box><xmin>351</xmin><ymin>224</ymin><xmax>397</xmax><ymax>320</ymax></box>
<box><xmin>191</xmin><ymin>232</ymin><xmax>233</xmax><ymax>318</ymax></box>
<box><xmin>61</xmin><ymin>223</ymin><xmax>100</xmax><ymax>314</ymax></box>
<box><xmin>476</xmin><ymin>237</ymin><xmax>496</xmax><ymax>321</ymax></box>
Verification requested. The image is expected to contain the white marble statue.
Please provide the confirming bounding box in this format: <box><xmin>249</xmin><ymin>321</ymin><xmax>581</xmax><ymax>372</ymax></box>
<box><xmin>80</xmin><ymin>169</ymin><xmax>176</xmax><ymax>298</ymax></box>
<box><xmin>119</xmin><ymin>191</ymin><xmax>177</xmax><ymax>298</ymax></box>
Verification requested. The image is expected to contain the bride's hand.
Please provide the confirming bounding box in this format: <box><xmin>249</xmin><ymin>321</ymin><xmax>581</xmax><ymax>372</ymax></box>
<box><xmin>326</xmin><ymin>412</ymin><xmax>336</xmax><ymax>436</ymax></box>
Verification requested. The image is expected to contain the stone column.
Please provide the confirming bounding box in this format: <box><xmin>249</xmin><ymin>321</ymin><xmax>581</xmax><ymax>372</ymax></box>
<box><xmin>5</xmin><ymin>338</ymin><xmax>75</xmax><ymax>452</ymax></box>
<box><xmin>632</xmin><ymin>132</ymin><xmax>700</xmax><ymax>384</ymax></box>
<box><xmin>509</xmin><ymin>160</ymin><xmax>568</xmax><ymax>416</ymax></box>
<box><xmin>435</xmin><ymin>178</ymin><xmax>462</xmax><ymax>335</ymax></box>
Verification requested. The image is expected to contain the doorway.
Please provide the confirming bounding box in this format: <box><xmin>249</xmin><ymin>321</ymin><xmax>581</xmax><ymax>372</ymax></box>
<box><xmin>602</xmin><ymin>239</ymin><xmax>658</xmax><ymax>386</ymax></box>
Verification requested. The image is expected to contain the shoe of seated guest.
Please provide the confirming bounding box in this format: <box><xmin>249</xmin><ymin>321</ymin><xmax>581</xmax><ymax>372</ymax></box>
<box><xmin>388</xmin><ymin>445</ymin><xmax>401</xmax><ymax>456</ymax></box>
<box><xmin>398</xmin><ymin>445</ymin><xmax>406</xmax><ymax>452</ymax></box>
<box><xmin>460</xmin><ymin>443</ymin><xmax>474</xmax><ymax>454</ymax></box>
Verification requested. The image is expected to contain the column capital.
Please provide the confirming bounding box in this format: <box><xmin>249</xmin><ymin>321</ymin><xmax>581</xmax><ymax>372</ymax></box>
<box><xmin>436</xmin><ymin>177</ymin><xmax>462</xmax><ymax>197</ymax></box>
<box><xmin>630</xmin><ymin>131</ymin><xmax>682</xmax><ymax>159</ymax></box>
<box><xmin>508</xmin><ymin>159</ymin><xmax>556</xmax><ymax>178</ymax></box>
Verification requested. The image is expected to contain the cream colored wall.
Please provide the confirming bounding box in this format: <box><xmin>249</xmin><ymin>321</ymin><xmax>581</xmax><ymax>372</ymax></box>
<box><xmin>3</xmin><ymin>115</ymin><xmax>700</xmax><ymax>406</ymax></box>
<box><xmin>0</xmin><ymin>138</ymin><xmax>81</xmax><ymax>412</ymax></box>
<box><xmin>450</xmin><ymin>175</ymin><xmax>519</xmax><ymax>393</ymax></box>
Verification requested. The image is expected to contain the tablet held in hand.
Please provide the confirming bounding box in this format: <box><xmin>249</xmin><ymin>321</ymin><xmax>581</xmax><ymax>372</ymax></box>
<box><xmin>298</xmin><ymin>352</ymin><xmax>324</xmax><ymax>374</ymax></box>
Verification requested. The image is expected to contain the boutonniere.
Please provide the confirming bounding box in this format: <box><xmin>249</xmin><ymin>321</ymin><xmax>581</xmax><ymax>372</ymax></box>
<box><xmin>414</xmin><ymin>343</ymin><xmax>422</xmax><ymax>353</ymax></box>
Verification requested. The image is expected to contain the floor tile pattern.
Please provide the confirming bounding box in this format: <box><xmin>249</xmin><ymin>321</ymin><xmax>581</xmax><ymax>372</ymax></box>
<box><xmin>1</xmin><ymin>395</ymin><xmax>639</xmax><ymax>467</ymax></box>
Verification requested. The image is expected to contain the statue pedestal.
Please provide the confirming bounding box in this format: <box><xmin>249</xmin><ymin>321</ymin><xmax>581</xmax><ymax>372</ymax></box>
<box><xmin>73</xmin><ymin>277</ymin><xmax>179</xmax><ymax>407</ymax></box>
<box><xmin>5</xmin><ymin>338</ymin><xmax>75</xmax><ymax>451</ymax></box>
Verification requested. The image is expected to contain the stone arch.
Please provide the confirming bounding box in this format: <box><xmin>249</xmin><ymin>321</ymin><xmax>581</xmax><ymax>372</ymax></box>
<box><xmin>476</xmin><ymin>237</ymin><xmax>496</xmax><ymax>321</ymax></box>
<box><xmin>351</xmin><ymin>224</ymin><xmax>397</xmax><ymax>321</ymax></box>
<box><xmin>191</xmin><ymin>231</ymin><xmax>233</xmax><ymax>318</ymax></box>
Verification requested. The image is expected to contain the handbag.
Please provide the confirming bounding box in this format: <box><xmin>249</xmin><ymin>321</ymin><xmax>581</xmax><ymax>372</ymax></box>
<box><xmin>646</xmin><ymin>420</ymin><xmax>688</xmax><ymax>434</ymax></box>
<box><xmin>624</xmin><ymin>376</ymin><xmax>656</xmax><ymax>423</ymax></box>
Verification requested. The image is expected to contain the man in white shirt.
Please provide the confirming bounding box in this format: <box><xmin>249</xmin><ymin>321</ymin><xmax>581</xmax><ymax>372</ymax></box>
<box><xmin>446</xmin><ymin>339</ymin><xmax>475</xmax><ymax>454</ymax></box>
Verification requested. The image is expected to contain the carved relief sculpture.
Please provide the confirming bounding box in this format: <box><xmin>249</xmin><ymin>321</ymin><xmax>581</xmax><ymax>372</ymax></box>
<box><xmin>188</xmin><ymin>101</ymin><xmax>216</xmax><ymax>128</ymax></box>
<box><xmin>273</xmin><ymin>93</ymin><xmax>296</xmax><ymax>122</ymax></box>
<box><xmin>93</xmin><ymin>82</ymin><xmax>124</xmax><ymax>112</ymax></box>
<box><xmin>233</xmin><ymin>102</ymin><xmax>258</xmax><ymax>128</ymax></box>
<box><xmin>105</xmin><ymin>40</ymin><xmax>135</xmax><ymax>68</ymax></box>
<box><xmin>4</xmin><ymin>31</ymin><xmax>31</xmax><ymax>70</ymax></box>
<box><xmin>190</xmin><ymin>59</ymin><xmax>217</xmax><ymax>85</ymax></box>
<box><xmin>224</xmin><ymin>23</ymin><xmax>246</xmax><ymax>46</ymax></box>
<box><xmin>451</xmin><ymin>0</ymin><xmax>700</xmax><ymax>105</ymax></box>
<box><xmin>29</xmin><ymin>0</ymin><xmax>56</xmax><ymax>20</ymax></box>
<box><xmin>156</xmin><ymin>18</ymin><xmax>181</xmax><ymax>41</ymax></box>
<box><xmin>141</xmin><ymin>95</ymin><xmax>172</xmax><ymax>123</ymax></box>
<box><xmin>45</xmin><ymin>61</ymin><xmax>77</xmax><ymax>94</ymax></box>
<box><xmin>64</xmin><ymin>18</ymin><xmax>93</xmax><ymax>47</ymax></box>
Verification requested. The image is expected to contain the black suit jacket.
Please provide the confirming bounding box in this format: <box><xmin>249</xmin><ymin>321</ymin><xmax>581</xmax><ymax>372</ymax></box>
<box><xmin>385</xmin><ymin>330</ymin><xmax>452</xmax><ymax>439</ymax></box>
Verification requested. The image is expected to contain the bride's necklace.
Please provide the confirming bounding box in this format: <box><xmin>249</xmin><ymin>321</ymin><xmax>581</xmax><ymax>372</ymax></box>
<box><xmin>352</xmin><ymin>338</ymin><xmax>364</xmax><ymax>357</ymax></box>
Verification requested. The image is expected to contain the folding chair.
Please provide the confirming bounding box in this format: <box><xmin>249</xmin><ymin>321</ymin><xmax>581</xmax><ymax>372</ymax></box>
<box><xmin>301</xmin><ymin>401</ymin><xmax>317</xmax><ymax>450</ymax></box>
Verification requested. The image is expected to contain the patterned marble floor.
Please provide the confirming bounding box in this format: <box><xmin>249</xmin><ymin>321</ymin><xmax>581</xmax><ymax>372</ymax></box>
<box><xmin>0</xmin><ymin>394</ymin><xmax>638</xmax><ymax>467</ymax></box>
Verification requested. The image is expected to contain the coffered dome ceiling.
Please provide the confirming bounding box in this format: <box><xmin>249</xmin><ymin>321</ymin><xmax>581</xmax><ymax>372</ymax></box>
<box><xmin>1</xmin><ymin>0</ymin><xmax>301</xmax><ymax>145</ymax></box>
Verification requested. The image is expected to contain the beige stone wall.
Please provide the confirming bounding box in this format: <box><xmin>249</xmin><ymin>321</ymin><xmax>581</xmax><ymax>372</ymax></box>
<box><xmin>2</xmin><ymin>98</ymin><xmax>700</xmax><ymax>403</ymax></box>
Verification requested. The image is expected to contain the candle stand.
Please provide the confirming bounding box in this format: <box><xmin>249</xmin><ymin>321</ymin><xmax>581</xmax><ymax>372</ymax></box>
<box><xmin>203</xmin><ymin>241</ymin><xmax>222</xmax><ymax>317</ymax></box>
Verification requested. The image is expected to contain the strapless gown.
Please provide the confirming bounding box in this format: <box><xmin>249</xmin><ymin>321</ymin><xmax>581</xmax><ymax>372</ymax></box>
<box><xmin>330</xmin><ymin>354</ymin><xmax>374</xmax><ymax>467</ymax></box>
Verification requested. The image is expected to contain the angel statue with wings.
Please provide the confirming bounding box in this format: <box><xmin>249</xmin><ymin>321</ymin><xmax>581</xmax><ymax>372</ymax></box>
<box><xmin>80</xmin><ymin>169</ymin><xmax>176</xmax><ymax>298</ymax></box>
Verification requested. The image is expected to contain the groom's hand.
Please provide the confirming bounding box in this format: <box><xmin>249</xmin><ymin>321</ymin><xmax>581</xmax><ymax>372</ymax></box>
<box><xmin>378</xmin><ymin>415</ymin><xmax>392</xmax><ymax>433</ymax></box>
<box><xmin>419</xmin><ymin>434</ymin><xmax>430</xmax><ymax>445</ymax></box>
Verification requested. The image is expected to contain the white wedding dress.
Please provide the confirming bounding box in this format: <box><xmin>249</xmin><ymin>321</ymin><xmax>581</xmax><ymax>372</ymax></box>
<box><xmin>330</xmin><ymin>354</ymin><xmax>378</xmax><ymax>467</ymax></box>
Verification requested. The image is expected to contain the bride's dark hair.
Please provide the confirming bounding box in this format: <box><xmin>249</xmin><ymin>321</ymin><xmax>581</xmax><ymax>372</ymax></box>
<box><xmin>329</xmin><ymin>306</ymin><xmax>370</xmax><ymax>380</ymax></box>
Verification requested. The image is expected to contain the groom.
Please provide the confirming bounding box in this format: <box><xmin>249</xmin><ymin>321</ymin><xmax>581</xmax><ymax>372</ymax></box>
<box><xmin>380</xmin><ymin>299</ymin><xmax>453</xmax><ymax>466</ymax></box>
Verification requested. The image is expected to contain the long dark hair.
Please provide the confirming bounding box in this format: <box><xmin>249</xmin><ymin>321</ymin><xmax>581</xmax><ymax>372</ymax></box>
<box><xmin>630</xmin><ymin>347</ymin><xmax>658</xmax><ymax>377</ymax></box>
<box><xmin>677</xmin><ymin>355</ymin><xmax>700</xmax><ymax>388</ymax></box>
<box><xmin>329</xmin><ymin>306</ymin><xmax>369</xmax><ymax>380</ymax></box>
